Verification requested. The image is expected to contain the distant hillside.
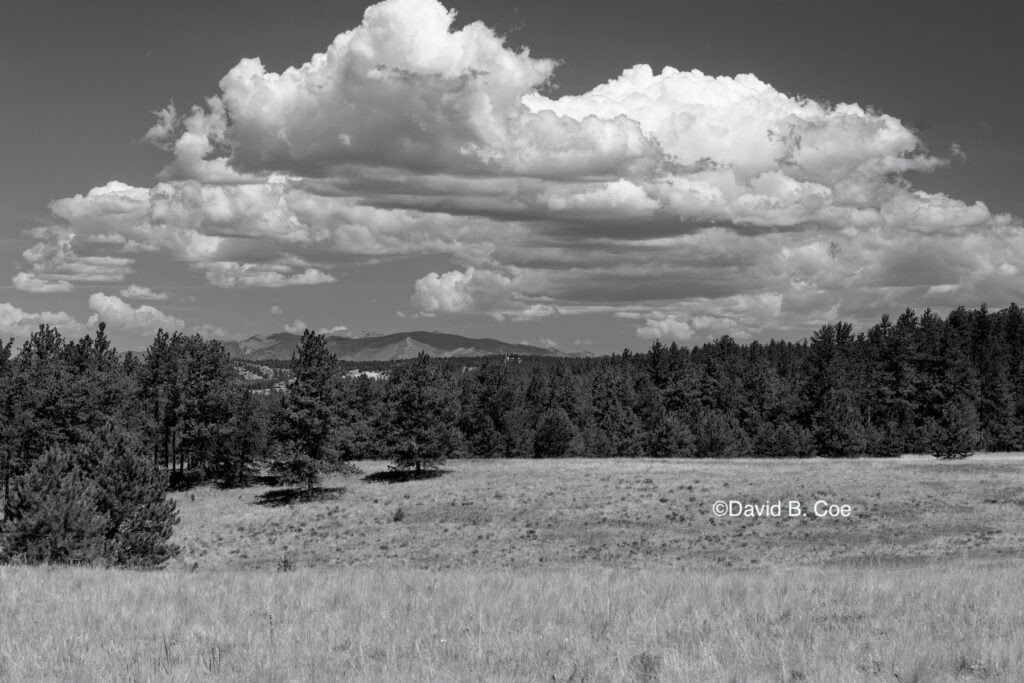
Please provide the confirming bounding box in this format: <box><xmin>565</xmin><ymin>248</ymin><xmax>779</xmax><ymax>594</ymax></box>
<box><xmin>223</xmin><ymin>331</ymin><xmax>577</xmax><ymax>361</ymax></box>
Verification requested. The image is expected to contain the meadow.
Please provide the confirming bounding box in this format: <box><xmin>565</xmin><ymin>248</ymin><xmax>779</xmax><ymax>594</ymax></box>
<box><xmin>4</xmin><ymin>456</ymin><xmax>1024</xmax><ymax>681</ymax></box>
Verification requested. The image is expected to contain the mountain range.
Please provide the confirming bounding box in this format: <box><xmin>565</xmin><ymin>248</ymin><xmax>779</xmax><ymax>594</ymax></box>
<box><xmin>223</xmin><ymin>330</ymin><xmax>585</xmax><ymax>362</ymax></box>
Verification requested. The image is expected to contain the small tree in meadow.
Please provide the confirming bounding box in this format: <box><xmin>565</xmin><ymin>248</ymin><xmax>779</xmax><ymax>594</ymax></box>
<box><xmin>273</xmin><ymin>330</ymin><xmax>340</xmax><ymax>491</ymax></box>
<box><xmin>381</xmin><ymin>353</ymin><xmax>462</xmax><ymax>475</ymax></box>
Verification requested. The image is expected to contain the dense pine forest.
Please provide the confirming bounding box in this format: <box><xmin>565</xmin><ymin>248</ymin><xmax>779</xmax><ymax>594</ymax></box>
<box><xmin>1</xmin><ymin>303</ymin><xmax>1021</xmax><ymax>565</ymax></box>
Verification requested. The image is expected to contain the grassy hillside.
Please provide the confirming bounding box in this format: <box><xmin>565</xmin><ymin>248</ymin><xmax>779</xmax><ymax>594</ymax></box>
<box><xmin>5</xmin><ymin>456</ymin><xmax>1024</xmax><ymax>681</ymax></box>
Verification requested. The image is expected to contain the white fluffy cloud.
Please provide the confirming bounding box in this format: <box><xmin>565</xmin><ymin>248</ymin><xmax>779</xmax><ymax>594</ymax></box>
<box><xmin>284</xmin><ymin>320</ymin><xmax>308</xmax><ymax>334</ymax></box>
<box><xmin>412</xmin><ymin>266</ymin><xmax>547</xmax><ymax>319</ymax></box>
<box><xmin>16</xmin><ymin>0</ymin><xmax>1023</xmax><ymax>343</ymax></box>
<box><xmin>319</xmin><ymin>325</ymin><xmax>349</xmax><ymax>336</ymax></box>
<box><xmin>0</xmin><ymin>303</ymin><xmax>85</xmax><ymax>338</ymax></box>
<box><xmin>119</xmin><ymin>284</ymin><xmax>169</xmax><ymax>300</ymax></box>
<box><xmin>87</xmin><ymin>293</ymin><xmax>184</xmax><ymax>334</ymax></box>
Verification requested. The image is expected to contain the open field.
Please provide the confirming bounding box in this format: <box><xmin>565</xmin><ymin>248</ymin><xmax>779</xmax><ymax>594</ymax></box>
<box><xmin>3</xmin><ymin>564</ymin><xmax>1024</xmax><ymax>681</ymax></box>
<box><xmin>5</xmin><ymin>456</ymin><xmax>1024</xmax><ymax>681</ymax></box>
<box><xmin>170</xmin><ymin>456</ymin><xmax>1024</xmax><ymax>571</ymax></box>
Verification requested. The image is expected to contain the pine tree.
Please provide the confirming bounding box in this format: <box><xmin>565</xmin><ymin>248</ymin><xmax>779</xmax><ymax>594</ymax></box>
<box><xmin>81</xmin><ymin>425</ymin><xmax>179</xmax><ymax>567</ymax></box>
<box><xmin>273</xmin><ymin>330</ymin><xmax>341</xmax><ymax>491</ymax></box>
<box><xmin>213</xmin><ymin>388</ymin><xmax>268</xmax><ymax>487</ymax></box>
<box><xmin>753</xmin><ymin>420</ymin><xmax>815</xmax><ymax>458</ymax></box>
<box><xmin>1</xmin><ymin>447</ymin><xmax>108</xmax><ymax>565</ymax></box>
<box><xmin>590</xmin><ymin>368</ymin><xmax>644</xmax><ymax>457</ymax></box>
<box><xmin>533</xmin><ymin>405</ymin><xmax>580</xmax><ymax>458</ymax></box>
<box><xmin>928</xmin><ymin>398</ymin><xmax>981</xmax><ymax>459</ymax></box>
<box><xmin>812</xmin><ymin>387</ymin><xmax>867</xmax><ymax>457</ymax></box>
<box><xmin>694</xmin><ymin>409</ymin><xmax>751</xmax><ymax>458</ymax></box>
<box><xmin>381</xmin><ymin>353</ymin><xmax>463</xmax><ymax>474</ymax></box>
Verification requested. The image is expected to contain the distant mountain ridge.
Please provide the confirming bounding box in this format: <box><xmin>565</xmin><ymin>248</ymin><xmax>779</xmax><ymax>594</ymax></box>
<box><xmin>223</xmin><ymin>330</ymin><xmax>582</xmax><ymax>361</ymax></box>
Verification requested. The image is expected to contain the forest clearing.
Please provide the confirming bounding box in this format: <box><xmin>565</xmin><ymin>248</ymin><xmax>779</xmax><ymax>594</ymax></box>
<box><xmin>4</xmin><ymin>456</ymin><xmax>1024</xmax><ymax>681</ymax></box>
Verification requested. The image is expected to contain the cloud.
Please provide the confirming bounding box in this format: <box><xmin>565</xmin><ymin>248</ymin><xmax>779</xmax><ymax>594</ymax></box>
<box><xmin>21</xmin><ymin>224</ymin><xmax>134</xmax><ymax>284</ymax></box>
<box><xmin>119</xmin><ymin>284</ymin><xmax>169</xmax><ymax>300</ymax></box>
<box><xmin>0</xmin><ymin>303</ymin><xmax>86</xmax><ymax>338</ymax></box>
<box><xmin>147</xmin><ymin>0</ymin><xmax>659</xmax><ymax>182</ymax></box>
<box><xmin>12</xmin><ymin>273</ymin><xmax>73</xmax><ymax>293</ymax></box>
<box><xmin>87</xmin><ymin>293</ymin><xmax>185</xmax><ymax>334</ymax></box>
<box><xmin>191</xmin><ymin>323</ymin><xmax>232</xmax><ymax>340</ymax></box>
<box><xmin>201</xmin><ymin>262</ymin><xmax>336</xmax><ymax>288</ymax></box>
<box><xmin>319</xmin><ymin>324</ymin><xmax>349</xmax><ymax>336</ymax></box>
<box><xmin>284</xmin><ymin>320</ymin><xmax>308</xmax><ymax>334</ymax></box>
<box><xmin>270</xmin><ymin>305</ymin><xmax>283</xmax><ymax>315</ymax></box>
<box><xmin>411</xmin><ymin>266</ymin><xmax>547</xmax><ymax>318</ymax></box>
<box><xmin>17</xmin><ymin>0</ymin><xmax>1024</xmax><ymax>344</ymax></box>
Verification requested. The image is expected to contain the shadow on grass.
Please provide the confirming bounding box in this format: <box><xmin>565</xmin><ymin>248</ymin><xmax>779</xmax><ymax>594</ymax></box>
<box><xmin>363</xmin><ymin>468</ymin><xmax>448</xmax><ymax>484</ymax></box>
<box><xmin>254</xmin><ymin>486</ymin><xmax>347</xmax><ymax>507</ymax></box>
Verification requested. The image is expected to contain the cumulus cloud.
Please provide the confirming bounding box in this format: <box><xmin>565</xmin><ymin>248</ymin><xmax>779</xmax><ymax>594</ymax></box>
<box><xmin>319</xmin><ymin>324</ymin><xmax>349</xmax><ymax>336</ymax></box>
<box><xmin>284</xmin><ymin>320</ymin><xmax>308</xmax><ymax>334</ymax></box>
<box><xmin>17</xmin><ymin>0</ymin><xmax>1023</xmax><ymax>343</ymax></box>
<box><xmin>0</xmin><ymin>303</ymin><xmax>85</xmax><ymax>338</ymax></box>
<box><xmin>270</xmin><ymin>305</ymin><xmax>283</xmax><ymax>315</ymax></box>
<box><xmin>87</xmin><ymin>293</ymin><xmax>184</xmax><ymax>334</ymax></box>
<box><xmin>12</xmin><ymin>273</ymin><xmax>73</xmax><ymax>293</ymax></box>
<box><xmin>411</xmin><ymin>266</ymin><xmax>546</xmax><ymax>318</ymax></box>
<box><xmin>119</xmin><ymin>284</ymin><xmax>169</xmax><ymax>300</ymax></box>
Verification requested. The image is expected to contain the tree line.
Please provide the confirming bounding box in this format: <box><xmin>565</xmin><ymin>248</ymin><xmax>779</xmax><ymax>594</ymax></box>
<box><xmin>1</xmin><ymin>303</ymin><xmax>1019</xmax><ymax>565</ymax></box>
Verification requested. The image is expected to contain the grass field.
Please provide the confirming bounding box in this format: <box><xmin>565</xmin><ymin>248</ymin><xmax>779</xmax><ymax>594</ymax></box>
<box><xmin>171</xmin><ymin>456</ymin><xmax>1024</xmax><ymax>571</ymax></box>
<box><xmin>4</xmin><ymin>456</ymin><xmax>1024</xmax><ymax>681</ymax></box>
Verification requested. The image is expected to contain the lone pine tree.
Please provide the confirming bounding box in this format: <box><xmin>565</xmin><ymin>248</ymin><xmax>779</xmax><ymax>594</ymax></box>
<box><xmin>382</xmin><ymin>352</ymin><xmax>462</xmax><ymax>474</ymax></box>
<box><xmin>273</xmin><ymin>329</ymin><xmax>341</xmax><ymax>491</ymax></box>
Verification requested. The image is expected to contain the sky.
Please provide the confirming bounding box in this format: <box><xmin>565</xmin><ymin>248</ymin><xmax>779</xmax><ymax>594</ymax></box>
<box><xmin>2</xmin><ymin>0</ymin><xmax>1023</xmax><ymax>353</ymax></box>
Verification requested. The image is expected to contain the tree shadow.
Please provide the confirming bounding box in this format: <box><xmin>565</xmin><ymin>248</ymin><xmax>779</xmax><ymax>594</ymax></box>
<box><xmin>168</xmin><ymin>469</ymin><xmax>206</xmax><ymax>491</ymax></box>
<box><xmin>254</xmin><ymin>486</ymin><xmax>347</xmax><ymax>507</ymax></box>
<box><xmin>363</xmin><ymin>468</ymin><xmax>448</xmax><ymax>484</ymax></box>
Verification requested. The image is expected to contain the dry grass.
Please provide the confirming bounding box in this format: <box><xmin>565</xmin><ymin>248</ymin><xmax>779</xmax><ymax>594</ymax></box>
<box><xmin>171</xmin><ymin>456</ymin><xmax>1024</xmax><ymax>571</ymax></box>
<box><xmin>2</xmin><ymin>564</ymin><xmax>1024</xmax><ymax>681</ymax></box>
<box><xmin>5</xmin><ymin>456</ymin><xmax>1024</xmax><ymax>680</ymax></box>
